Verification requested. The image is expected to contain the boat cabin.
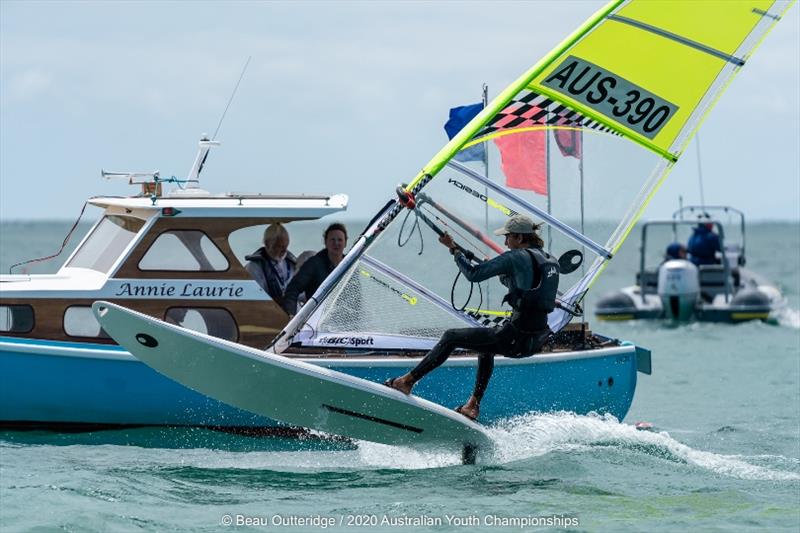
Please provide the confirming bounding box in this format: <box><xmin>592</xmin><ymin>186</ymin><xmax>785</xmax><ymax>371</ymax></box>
<box><xmin>0</xmin><ymin>192</ymin><xmax>348</xmax><ymax>348</ymax></box>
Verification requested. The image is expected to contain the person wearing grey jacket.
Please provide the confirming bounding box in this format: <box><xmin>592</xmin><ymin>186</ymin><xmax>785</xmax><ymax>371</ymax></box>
<box><xmin>245</xmin><ymin>223</ymin><xmax>296</xmax><ymax>307</ymax></box>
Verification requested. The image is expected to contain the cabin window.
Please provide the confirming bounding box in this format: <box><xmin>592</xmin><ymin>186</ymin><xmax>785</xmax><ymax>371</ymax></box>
<box><xmin>164</xmin><ymin>307</ymin><xmax>238</xmax><ymax>342</ymax></box>
<box><xmin>67</xmin><ymin>215</ymin><xmax>145</xmax><ymax>273</ymax></box>
<box><xmin>63</xmin><ymin>306</ymin><xmax>110</xmax><ymax>339</ymax></box>
<box><xmin>0</xmin><ymin>305</ymin><xmax>34</xmax><ymax>333</ymax></box>
<box><xmin>139</xmin><ymin>231</ymin><xmax>229</xmax><ymax>271</ymax></box>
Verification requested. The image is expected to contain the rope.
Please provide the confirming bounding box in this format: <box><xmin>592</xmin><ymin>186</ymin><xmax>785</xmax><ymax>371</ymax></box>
<box><xmin>155</xmin><ymin>175</ymin><xmax>197</xmax><ymax>190</ymax></box>
<box><xmin>397</xmin><ymin>209</ymin><xmax>424</xmax><ymax>255</ymax></box>
<box><xmin>9</xmin><ymin>201</ymin><xmax>89</xmax><ymax>274</ymax></box>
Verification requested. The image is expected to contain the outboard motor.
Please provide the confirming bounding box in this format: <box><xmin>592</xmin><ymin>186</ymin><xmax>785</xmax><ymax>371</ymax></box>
<box><xmin>657</xmin><ymin>259</ymin><xmax>699</xmax><ymax>320</ymax></box>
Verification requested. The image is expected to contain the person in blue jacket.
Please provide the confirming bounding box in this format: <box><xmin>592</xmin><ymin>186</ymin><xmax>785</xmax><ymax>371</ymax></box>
<box><xmin>664</xmin><ymin>242</ymin><xmax>687</xmax><ymax>261</ymax></box>
<box><xmin>687</xmin><ymin>221</ymin><xmax>721</xmax><ymax>266</ymax></box>
<box><xmin>384</xmin><ymin>215</ymin><xmax>558</xmax><ymax>422</ymax></box>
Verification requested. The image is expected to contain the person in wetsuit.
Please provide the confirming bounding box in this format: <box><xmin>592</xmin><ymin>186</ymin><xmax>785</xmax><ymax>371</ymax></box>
<box><xmin>385</xmin><ymin>215</ymin><xmax>559</xmax><ymax>422</ymax></box>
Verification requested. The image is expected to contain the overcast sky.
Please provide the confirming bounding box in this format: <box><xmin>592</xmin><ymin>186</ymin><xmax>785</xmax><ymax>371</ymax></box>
<box><xmin>1</xmin><ymin>1</ymin><xmax>798</xmax><ymax>222</ymax></box>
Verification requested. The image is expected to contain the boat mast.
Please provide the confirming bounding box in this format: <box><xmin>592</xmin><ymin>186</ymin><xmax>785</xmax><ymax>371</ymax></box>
<box><xmin>695</xmin><ymin>134</ymin><xmax>706</xmax><ymax>213</ymax></box>
<box><xmin>481</xmin><ymin>83</ymin><xmax>491</xmax><ymax>303</ymax></box>
<box><xmin>545</xmin><ymin>109</ymin><xmax>552</xmax><ymax>253</ymax></box>
<box><xmin>184</xmin><ymin>56</ymin><xmax>250</xmax><ymax>193</ymax></box>
<box><xmin>184</xmin><ymin>137</ymin><xmax>219</xmax><ymax>192</ymax></box>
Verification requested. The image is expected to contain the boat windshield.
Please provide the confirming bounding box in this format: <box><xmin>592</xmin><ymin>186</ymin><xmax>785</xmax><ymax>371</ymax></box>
<box><xmin>66</xmin><ymin>215</ymin><xmax>145</xmax><ymax>273</ymax></box>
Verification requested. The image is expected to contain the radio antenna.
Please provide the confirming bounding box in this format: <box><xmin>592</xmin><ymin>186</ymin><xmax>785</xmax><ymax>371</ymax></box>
<box><xmin>212</xmin><ymin>56</ymin><xmax>251</xmax><ymax>140</ymax></box>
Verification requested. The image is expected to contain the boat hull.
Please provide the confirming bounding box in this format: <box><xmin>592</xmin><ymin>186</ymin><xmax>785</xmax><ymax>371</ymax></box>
<box><xmin>0</xmin><ymin>336</ymin><xmax>641</xmax><ymax>429</ymax></box>
<box><xmin>595</xmin><ymin>285</ymin><xmax>778</xmax><ymax>324</ymax></box>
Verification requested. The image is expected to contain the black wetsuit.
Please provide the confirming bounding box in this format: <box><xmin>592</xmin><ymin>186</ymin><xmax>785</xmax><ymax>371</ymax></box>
<box><xmin>408</xmin><ymin>246</ymin><xmax>559</xmax><ymax>401</ymax></box>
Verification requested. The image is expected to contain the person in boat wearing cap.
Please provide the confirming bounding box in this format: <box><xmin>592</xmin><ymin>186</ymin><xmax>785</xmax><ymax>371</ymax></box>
<box><xmin>687</xmin><ymin>218</ymin><xmax>721</xmax><ymax>266</ymax></box>
<box><xmin>385</xmin><ymin>214</ymin><xmax>559</xmax><ymax>422</ymax></box>
<box><xmin>245</xmin><ymin>223</ymin><xmax>297</xmax><ymax>307</ymax></box>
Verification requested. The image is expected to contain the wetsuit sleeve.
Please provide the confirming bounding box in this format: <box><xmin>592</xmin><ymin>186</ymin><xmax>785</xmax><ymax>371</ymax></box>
<box><xmin>453</xmin><ymin>251</ymin><xmax>513</xmax><ymax>283</ymax></box>
<box><xmin>282</xmin><ymin>259</ymin><xmax>314</xmax><ymax>314</ymax></box>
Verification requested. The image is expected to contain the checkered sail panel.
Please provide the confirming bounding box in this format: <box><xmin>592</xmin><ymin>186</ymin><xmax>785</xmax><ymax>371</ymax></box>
<box><xmin>472</xmin><ymin>90</ymin><xmax>620</xmax><ymax>143</ymax></box>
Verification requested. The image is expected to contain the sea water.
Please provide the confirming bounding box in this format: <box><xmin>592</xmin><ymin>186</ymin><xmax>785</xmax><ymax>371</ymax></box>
<box><xmin>1</xmin><ymin>220</ymin><xmax>798</xmax><ymax>532</ymax></box>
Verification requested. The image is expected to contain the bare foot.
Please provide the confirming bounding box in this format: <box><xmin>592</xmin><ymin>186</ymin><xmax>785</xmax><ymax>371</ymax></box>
<box><xmin>384</xmin><ymin>374</ymin><xmax>414</xmax><ymax>395</ymax></box>
<box><xmin>455</xmin><ymin>396</ymin><xmax>480</xmax><ymax>421</ymax></box>
<box><xmin>455</xmin><ymin>404</ymin><xmax>479</xmax><ymax>421</ymax></box>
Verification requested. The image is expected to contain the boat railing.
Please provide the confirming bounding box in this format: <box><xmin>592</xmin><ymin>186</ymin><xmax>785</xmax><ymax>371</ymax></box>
<box><xmin>639</xmin><ymin>219</ymin><xmax>732</xmax><ymax>303</ymax></box>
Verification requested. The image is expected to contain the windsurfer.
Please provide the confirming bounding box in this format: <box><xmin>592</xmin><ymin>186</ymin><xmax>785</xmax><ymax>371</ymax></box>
<box><xmin>385</xmin><ymin>215</ymin><xmax>558</xmax><ymax>421</ymax></box>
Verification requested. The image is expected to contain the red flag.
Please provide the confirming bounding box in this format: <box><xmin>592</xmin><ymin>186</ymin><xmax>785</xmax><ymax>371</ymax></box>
<box><xmin>494</xmin><ymin>130</ymin><xmax>547</xmax><ymax>195</ymax></box>
<box><xmin>553</xmin><ymin>127</ymin><xmax>582</xmax><ymax>158</ymax></box>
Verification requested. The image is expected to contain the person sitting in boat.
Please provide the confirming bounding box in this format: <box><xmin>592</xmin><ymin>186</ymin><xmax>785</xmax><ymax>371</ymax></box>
<box><xmin>687</xmin><ymin>220</ymin><xmax>721</xmax><ymax>266</ymax></box>
<box><xmin>664</xmin><ymin>242</ymin><xmax>687</xmax><ymax>261</ymax></box>
<box><xmin>384</xmin><ymin>215</ymin><xmax>558</xmax><ymax>422</ymax></box>
<box><xmin>282</xmin><ymin>222</ymin><xmax>348</xmax><ymax>317</ymax></box>
<box><xmin>245</xmin><ymin>223</ymin><xmax>297</xmax><ymax>306</ymax></box>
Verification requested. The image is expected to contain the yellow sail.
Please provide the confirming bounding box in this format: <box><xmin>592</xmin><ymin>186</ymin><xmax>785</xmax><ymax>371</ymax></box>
<box><xmin>415</xmin><ymin>0</ymin><xmax>793</xmax><ymax>180</ymax></box>
<box><xmin>393</xmin><ymin>0</ymin><xmax>795</xmax><ymax>326</ymax></box>
<box><xmin>281</xmin><ymin>0</ymin><xmax>795</xmax><ymax>343</ymax></box>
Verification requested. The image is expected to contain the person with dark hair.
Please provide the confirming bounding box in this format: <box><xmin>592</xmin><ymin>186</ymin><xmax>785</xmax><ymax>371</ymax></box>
<box><xmin>245</xmin><ymin>223</ymin><xmax>296</xmax><ymax>306</ymax></box>
<box><xmin>687</xmin><ymin>219</ymin><xmax>721</xmax><ymax>266</ymax></box>
<box><xmin>282</xmin><ymin>223</ymin><xmax>348</xmax><ymax>316</ymax></box>
<box><xmin>384</xmin><ymin>215</ymin><xmax>558</xmax><ymax>422</ymax></box>
<box><xmin>664</xmin><ymin>242</ymin><xmax>687</xmax><ymax>261</ymax></box>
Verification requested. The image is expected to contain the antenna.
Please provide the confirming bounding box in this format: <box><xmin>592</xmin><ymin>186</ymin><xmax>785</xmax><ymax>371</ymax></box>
<box><xmin>213</xmin><ymin>56</ymin><xmax>251</xmax><ymax>140</ymax></box>
<box><xmin>182</xmin><ymin>56</ymin><xmax>251</xmax><ymax>193</ymax></box>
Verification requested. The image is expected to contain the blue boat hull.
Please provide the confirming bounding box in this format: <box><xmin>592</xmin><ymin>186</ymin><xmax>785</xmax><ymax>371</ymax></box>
<box><xmin>0</xmin><ymin>336</ymin><xmax>640</xmax><ymax>428</ymax></box>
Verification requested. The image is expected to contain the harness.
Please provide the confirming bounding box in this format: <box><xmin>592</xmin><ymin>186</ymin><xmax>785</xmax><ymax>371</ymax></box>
<box><xmin>503</xmin><ymin>247</ymin><xmax>559</xmax><ymax>335</ymax></box>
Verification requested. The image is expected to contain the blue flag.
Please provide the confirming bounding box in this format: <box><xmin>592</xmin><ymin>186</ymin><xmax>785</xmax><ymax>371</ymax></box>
<box><xmin>444</xmin><ymin>103</ymin><xmax>485</xmax><ymax>162</ymax></box>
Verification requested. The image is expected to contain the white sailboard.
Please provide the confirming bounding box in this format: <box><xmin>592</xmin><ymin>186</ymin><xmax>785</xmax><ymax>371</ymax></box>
<box><xmin>92</xmin><ymin>301</ymin><xmax>493</xmax><ymax>455</ymax></box>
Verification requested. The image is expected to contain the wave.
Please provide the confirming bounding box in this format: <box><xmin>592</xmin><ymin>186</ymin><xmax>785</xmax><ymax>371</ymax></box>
<box><xmin>483</xmin><ymin>412</ymin><xmax>800</xmax><ymax>481</ymax></box>
<box><xmin>139</xmin><ymin>414</ymin><xmax>799</xmax><ymax>482</ymax></box>
<box><xmin>13</xmin><ymin>414</ymin><xmax>794</xmax><ymax>482</ymax></box>
<box><xmin>772</xmin><ymin>305</ymin><xmax>800</xmax><ymax>329</ymax></box>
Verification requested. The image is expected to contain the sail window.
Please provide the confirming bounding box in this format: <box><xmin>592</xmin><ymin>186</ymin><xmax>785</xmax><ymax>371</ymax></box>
<box><xmin>67</xmin><ymin>215</ymin><xmax>145</xmax><ymax>273</ymax></box>
<box><xmin>139</xmin><ymin>231</ymin><xmax>229</xmax><ymax>271</ymax></box>
<box><xmin>164</xmin><ymin>307</ymin><xmax>238</xmax><ymax>341</ymax></box>
<box><xmin>0</xmin><ymin>305</ymin><xmax>34</xmax><ymax>333</ymax></box>
<box><xmin>63</xmin><ymin>306</ymin><xmax>110</xmax><ymax>338</ymax></box>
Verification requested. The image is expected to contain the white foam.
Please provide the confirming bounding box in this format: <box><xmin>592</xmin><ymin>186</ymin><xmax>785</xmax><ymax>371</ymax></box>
<box><xmin>773</xmin><ymin>306</ymin><xmax>800</xmax><ymax>329</ymax></box>
<box><xmin>74</xmin><ymin>414</ymin><xmax>798</xmax><ymax>480</ymax></box>
<box><xmin>484</xmin><ymin>412</ymin><xmax>800</xmax><ymax>481</ymax></box>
